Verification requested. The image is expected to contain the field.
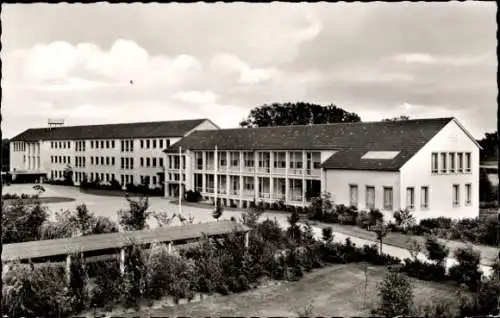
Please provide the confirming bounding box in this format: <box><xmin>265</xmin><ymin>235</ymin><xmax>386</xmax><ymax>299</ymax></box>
<box><xmin>113</xmin><ymin>263</ymin><xmax>460</xmax><ymax>318</ymax></box>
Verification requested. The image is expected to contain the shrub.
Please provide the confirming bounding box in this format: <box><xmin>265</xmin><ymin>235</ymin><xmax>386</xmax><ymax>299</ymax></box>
<box><xmin>212</xmin><ymin>199</ymin><xmax>224</xmax><ymax>221</ymax></box>
<box><xmin>420</xmin><ymin>217</ymin><xmax>453</xmax><ymax>230</ymax></box>
<box><xmin>118</xmin><ymin>195</ymin><xmax>151</xmax><ymax>231</ymax></box>
<box><xmin>448</xmin><ymin>246</ymin><xmax>482</xmax><ymax>291</ymax></box>
<box><xmin>368</xmin><ymin>208</ymin><xmax>384</xmax><ymax>226</ymax></box>
<box><xmin>109</xmin><ymin>178</ymin><xmax>122</xmax><ymax>190</ymax></box>
<box><xmin>356</xmin><ymin>211</ymin><xmax>371</xmax><ymax>229</ymax></box>
<box><xmin>90</xmin><ymin>258</ymin><xmax>123</xmax><ymax>310</ymax></box>
<box><xmin>393</xmin><ymin>209</ymin><xmax>416</xmax><ymax>230</ymax></box>
<box><xmin>425</xmin><ymin>236</ymin><xmax>449</xmax><ymax>266</ymax></box>
<box><xmin>374</xmin><ymin>268</ymin><xmax>414</xmax><ymax>317</ymax></box>
<box><xmin>2</xmin><ymin>199</ymin><xmax>48</xmax><ymax>243</ymax></box>
<box><xmin>256</xmin><ymin>219</ymin><xmax>284</xmax><ymax>245</ymax></box>
<box><xmin>322</xmin><ymin>227</ymin><xmax>334</xmax><ymax>243</ymax></box>
<box><xmin>336</xmin><ymin>204</ymin><xmax>358</xmax><ymax>225</ymax></box>
<box><xmin>400</xmin><ymin>258</ymin><xmax>447</xmax><ymax>281</ymax></box>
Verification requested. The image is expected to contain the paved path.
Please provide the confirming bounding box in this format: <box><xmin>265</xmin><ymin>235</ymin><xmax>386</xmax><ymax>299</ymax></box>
<box><xmin>5</xmin><ymin>184</ymin><xmax>495</xmax><ymax>277</ymax></box>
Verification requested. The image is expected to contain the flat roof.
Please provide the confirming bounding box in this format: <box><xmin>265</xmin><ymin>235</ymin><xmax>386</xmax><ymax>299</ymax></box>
<box><xmin>2</xmin><ymin>220</ymin><xmax>250</xmax><ymax>262</ymax></box>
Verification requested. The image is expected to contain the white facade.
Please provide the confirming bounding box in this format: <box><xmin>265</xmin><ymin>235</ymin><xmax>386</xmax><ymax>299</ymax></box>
<box><xmin>169</xmin><ymin>119</ymin><xmax>480</xmax><ymax>220</ymax></box>
<box><xmin>324</xmin><ymin>120</ymin><xmax>480</xmax><ymax>221</ymax></box>
<box><xmin>9</xmin><ymin>119</ymin><xmax>218</xmax><ymax>188</ymax></box>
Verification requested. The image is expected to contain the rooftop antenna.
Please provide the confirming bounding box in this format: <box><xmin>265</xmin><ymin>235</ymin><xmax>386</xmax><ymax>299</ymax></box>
<box><xmin>48</xmin><ymin>118</ymin><xmax>64</xmax><ymax>130</ymax></box>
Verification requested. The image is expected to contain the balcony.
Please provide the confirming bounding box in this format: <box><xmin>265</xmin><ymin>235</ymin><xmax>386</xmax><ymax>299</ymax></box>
<box><xmin>205</xmin><ymin>187</ymin><xmax>215</xmax><ymax>194</ymax></box>
<box><xmin>272</xmin><ymin>167</ymin><xmax>286</xmax><ymax>175</ymax></box>
<box><xmin>228</xmin><ymin>165</ymin><xmax>240</xmax><ymax>173</ymax></box>
<box><xmin>243</xmin><ymin>190</ymin><xmax>255</xmax><ymax>198</ymax></box>
<box><xmin>289</xmin><ymin>168</ymin><xmax>303</xmax><ymax>176</ymax></box>
<box><xmin>218</xmin><ymin>166</ymin><xmax>228</xmax><ymax>173</ymax></box>
<box><xmin>217</xmin><ymin>188</ymin><xmax>227</xmax><ymax>195</ymax></box>
<box><xmin>305</xmin><ymin>169</ymin><xmax>321</xmax><ymax>177</ymax></box>
<box><xmin>272</xmin><ymin>193</ymin><xmax>286</xmax><ymax>201</ymax></box>
<box><xmin>290</xmin><ymin>193</ymin><xmax>303</xmax><ymax>202</ymax></box>
<box><xmin>256</xmin><ymin>167</ymin><xmax>270</xmax><ymax>174</ymax></box>
<box><xmin>205</xmin><ymin>164</ymin><xmax>214</xmax><ymax>171</ymax></box>
<box><xmin>243</xmin><ymin>166</ymin><xmax>254</xmax><ymax>173</ymax></box>
<box><xmin>229</xmin><ymin>189</ymin><xmax>240</xmax><ymax>196</ymax></box>
<box><xmin>258</xmin><ymin>192</ymin><xmax>270</xmax><ymax>199</ymax></box>
<box><xmin>194</xmin><ymin>186</ymin><xmax>203</xmax><ymax>193</ymax></box>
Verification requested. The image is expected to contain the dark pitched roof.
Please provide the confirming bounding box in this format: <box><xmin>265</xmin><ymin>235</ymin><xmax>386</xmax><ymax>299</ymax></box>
<box><xmin>165</xmin><ymin>117</ymin><xmax>455</xmax><ymax>170</ymax></box>
<box><xmin>2</xmin><ymin>220</ymin><xmax>250</xmax><ymax>262</ymax></box>
<box><xmin>10</xmin><ymin>119</ymin><xmax>210</xmax><ymax>142</ymax></box>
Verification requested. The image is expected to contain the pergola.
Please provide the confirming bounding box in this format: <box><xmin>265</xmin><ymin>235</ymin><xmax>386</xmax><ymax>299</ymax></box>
<box><xmin>2</xmin><ymin>220</ymin><xmax>251</xmax><ymax>280</ymax></box>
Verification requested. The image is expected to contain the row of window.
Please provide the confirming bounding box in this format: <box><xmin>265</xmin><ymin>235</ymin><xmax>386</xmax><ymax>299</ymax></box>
<box><xmin>90</xmin><ymin>156</ymin><xmax>116</xmax><ymax>166</ymax></box>
<box><xmin>121</xmin><ymin>157</ymin><xmax>134</xmax><ymax>170</ymax></box>
<box><xmin>192</xmin><ymin>151</ymin><xmax>321</xmax><ymax>170</ymax></box>
<box><xmin>139</xmin><ymin>157</ymin><xmax>164</xmax><ymax>168</ymax></box>
<box><xmin>348</xmin><ymin>183</ymin><xmax>472</xmax><ymax>211</ymax></box>
<box><xmin>75</xmin><ymin>156</ymin><xmax>86</xmax><ymax>168</ymax></box>
<box><xmin>51</xmin><ymin>141</ymin><xmax>71</xmax><ymax>149</ymax></box>
<box><xmin>431</xmin><ymin>152</ymin><xmax>472</xmax><ymax>174</ymax></box>
<box><xmin>13</xmin><ymin>142</ymin><xmax>26</xmax><ymax>152</ymax></box>
<box><xmin>75</xmin><ymin>141</ymin><xmax>86</xmax><ymax>152</ymax></box>
<box><xmin>140</xmin><ymin>139</ymin><xmax>171</xmax><ymax>149</ymax></box>
<box><xmin>51</xmin><ymin>156</ymin><xmax>71</xmax><ymax>165</ymax></box>
<box><xmin>139</xmin><ymin>175</ymin><xmax>159</xmax><ymax>185</ymax></box>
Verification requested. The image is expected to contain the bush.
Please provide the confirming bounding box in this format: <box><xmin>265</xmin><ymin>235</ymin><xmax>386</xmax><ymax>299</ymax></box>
<box><xmin>90</xmin><ymin>258</ymin><xmax>123</xmax><ymax>310</ymax></box>
<box><xmin>356</xmin><ymin>211</ymin><xmax>372</xmax><ymax>229</ymax></box>
<box><xmin>2</xmin><ymin>199</ymin><xmax>48</xmax><ymax>243</ymax></box>
<box><xmin>337</xmin><ymin>204</ymin><xmax>358</xmax><ymax>225</ymax></box>
<box><xmin>425</xmin><ymin>236</ymin><xmax>449</xmax><ymax>266</ymax></box>
<box><xmin>420</xmin><ymin>217</ymin><xmax>453</xmax><ymax>230</ymax></box>
<box><xmin>400</xmin><ymin>258</ymin><xmax>447</xmax><ymax>281</ymax></box>
<box><xmin>109</xmin><ymin>178</ymin><xmax>122</xmax><ymax>190</ymax></box>
<box><xmin>374</xmin><ymin>268</ymin><xmax>414</xmax><ymax>317</ymax></box>
<box><xmin>448</xmin><ymin>246</ymin><xmax>482</xmax><ymax>291</ymax></box>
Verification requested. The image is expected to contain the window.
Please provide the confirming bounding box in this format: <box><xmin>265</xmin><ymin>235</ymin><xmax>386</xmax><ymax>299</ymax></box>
<box><xmin>106</xmin><ymin>173</ymin><xmax>109</xmax><ymax>182</ymax></box>
<box><xmin>440</xmin><ymin>153</ymin><xmax>447</xmax><ymax>173</ymax></box>
<box><xmin>146</xmin><ymin>140</ymin><xmax>150</xmax><ymax>148</ymax></box>
<box><xmin>421</xmin><ymin>186</ymin><xmax>429</xmax><ymax>209</ymax></box>
<box><xmin>406</xmin><ymin>187</ymin><xmax>415</xmax><ymax>210</ymax></box>
<box><xmin>366</xmin><ymin>186</ymin><xmax>375</xmax><ymax>210</ymax></box>
<box><xmin>465</xmin><ymin>183</ymin><xmax>472</xmax><ymax>205</ymax></box>
<box><xmin>166</xmin><ymin>139</ymin><xmax>170</xmax><ymax>147</ymax></box>
<box><xmin>244</xmin><ymin>152</ymin><xmax>254</xmax><ymax>168</ymax></box>
<box><xmin>152</xmin><ymin>176</ymin><xmax>157</xmax><ymax>185</ymax></box>
<box><xmin>457</xmin><ymin>153</ymin><xmax>464</xmax><ymax>173</ymax></box>
<box><xmin>101</xmin><ymin>157</ymin><xmax>104</xmax><ymax>165</ymax></box>
<box><xmin>100</xmin><ymin>141</ymin><xmax>104</xmax><ymax>148</ymax></box>
<box><xmin>112</xmin><ymin>157</ymin><xmax>115</xmax><ymax>165</ymax></box>
<box><xmin>90</xmin><ymin>141</ymin><xmax>94</xmax><ymax>148</ymax></box>
<box><xmin>121</xmin><ymin>157</ymin><xmax>124</xmax><ymax>169</ymax></box>
<box><xmin>290</xmin><ymin>152</ymin><xmax>303</xmax><ymax>169</ymax></box>
<box><xmin>383</xmin><ymin>187</ymin><xmax>393</xmax><ymax>210</ymax></box>
<box><xmin>273</xmin><ymin>152</ymin><xmax>286</xmax><ymax>169</ymax></box>
<box><xmin>153</xmin><ymin>139</ymin><xmax>157</xmax><ymax>148</ymax></box>
<box><xmin>152</xmin><ymin>158</ymin><xmax>157</xmax><ymax>167</ymax></box>
<box><xmin>120</xmin><ymin>141</ymin><xmax>124</xmax><ymax>152</ymax></box>
<box><xmin>140</xmin><ymin>140</ymin><xmax>144</xmax><ymax>148</ymax></box>
<box><xmin>159</xmin><ymin>139</ymin><xmax>163</xmax><ymax>148</ymax></box>
<box><xmin>112</xmin><ymin>140</ymin><xmax>115</xmax><ymax>148</ymax></box>
<box><xmin>96</xmin><ymin>141</ymin><xmax>99</xmax><ymax>149</ymax></box>
<box><xmin>90</xmin><ymin>157</ymin><xmax>94</xmax><ymax>165</ymax></box>
<box><xmin>449</xmin><ymin>152</ymin><xmax>455</xmax><ymax>173</ymax></box>
<box><xmin>106</xmin><ymin>157</ymin><xmax>110</xmax><ymax>165</ymax></box>
<box><xmin>146</xmin><ymin>158</ymin><xmax>151</xmax><ymax>167</ymax></box>
<box><xmin>349</xmin><ymin>185</ymin><xmax>358</xmax><ymax>208</ymax></box>
<box><xmin>140</xmin><ymin>157</ymin><xmax>144</xmax><ymax>167</ymax></box>
<box><xmin>106</xmin><ymin>141</ymin><xmax>110</xmax><ymax>148</ymax></box>
<box><xmin>159</xmin><ymin>158</ymin><xmax>164</xmax><ymax>167</ymax></box>
<box><xmin>453</xmin><ymin>184</ymin><xmax>460</xmax><ymax>207</ymax></box>
<box><xmin>465</xmin><ymin>153</ymin><xmax>471</xmax><ymax>173</ymax></box>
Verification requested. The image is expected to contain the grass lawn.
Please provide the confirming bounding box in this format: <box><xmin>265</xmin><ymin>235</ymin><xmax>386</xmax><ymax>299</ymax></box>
<box><xmin>309</xmin><ymin>220</ymin><xmax>499</xmax><ymax>266</ymax></box>
<box><xmin>3</xmin><ymin>196</ymin><xmax>75</xmax><ymax>205</ymax></box>
<box><xmin>111</xmin><ymin>263</ymin><xmax>460</xmax><ymax>318</ymax></box>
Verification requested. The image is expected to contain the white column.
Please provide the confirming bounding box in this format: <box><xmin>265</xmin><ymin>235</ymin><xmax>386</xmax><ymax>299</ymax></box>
<box><xmin>65</xmin><ymin>254</ymin><xmax>72</xmax><ymax>284</ymax></box>
<box><xmin>302</xmin><ymin>151</ymin><xmax>307</xmax><ymax>205</ymax></box>
<box><xmin>244</xmin><ymin>232</ymin><xmax>250</xmax><ymax>249</ymax></box>
<box><xmin>202</xmin><ymin>173</ymin><xmax>206</xmax><ymax>194</ymax></box>
<box><xmin>285</xmin><ymin>151</ymin><xmax>290</xmax><ymax>203</ymax></box>
<box><xmin>270</xmin><ymin>177</ymin><xmax>274</xmax><ymax>201</ymax></box>
<box><xmin>239</xmin><ymin>152</ymin><xmax>244</xmax><ymax>208</ymax></box>
<box><xmin>226</xmin><ymin>175</ymin><xmax>230</xmax><ymax>201</ymax></box>
<box><xmin>214</xmin><ymin>146</ymin><xmax>218</xmax><ymax>205</ymax></box>
<box><xmin>168</xmin><ymin>242</ymin><xmax>173</xmax><ymax>254</ymax></box>
<box><xmin>120</xmin><ymin>248</ymin><xmax>126</xmax><ymax>275</ymax></box>
<box><xmin>269</xmin><ymin>151</ymin><xmax>274</xmax><ymax>175</ymax></box>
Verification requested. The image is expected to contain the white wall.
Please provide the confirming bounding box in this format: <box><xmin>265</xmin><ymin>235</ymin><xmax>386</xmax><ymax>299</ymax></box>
<box><xmin>9</xmin><ymin>142</ymin><xmax>24</xmax><ymax>172</ymax></box>
<box><xmin>324</xmin><ymin>169</ymin><xmax>400</xmax><ymax>220</ymax></box>
<box><xmin>400</xmin><ymin>119</ymin><xmax>480</xmax><ymax>221</ymax></box>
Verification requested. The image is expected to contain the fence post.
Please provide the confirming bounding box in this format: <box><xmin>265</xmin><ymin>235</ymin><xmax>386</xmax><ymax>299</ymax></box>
<box><xmin>65</xmin><ymin>254</ymin><xmax>72</xmax><ymax>284</ymax></box>
<box><xmin>120</xmin><ymin>248</ymin><xmax>125</xmax><ymax>275</ymax></box>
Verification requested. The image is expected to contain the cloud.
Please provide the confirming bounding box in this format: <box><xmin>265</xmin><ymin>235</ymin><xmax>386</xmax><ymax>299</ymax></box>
<box><xmin>173</xmin><ymin>90</ymin><xmax>218</xmax><ymax>105</ymax></box>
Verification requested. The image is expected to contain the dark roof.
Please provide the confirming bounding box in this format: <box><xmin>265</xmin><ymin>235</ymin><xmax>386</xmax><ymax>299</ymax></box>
<box><xmin>2</xmin><ymin>220</ymin><xmax>250</xmax><ymax>262</ymax></box>
<box><xmin>10</xmin><ymin>119</ymin><xmax>210</xmax><ymax>142</ymax></box>
<box><xmin>165</xmin><ymin>118</ymin><xmax>455</xmax><ymax>170</ymax></box>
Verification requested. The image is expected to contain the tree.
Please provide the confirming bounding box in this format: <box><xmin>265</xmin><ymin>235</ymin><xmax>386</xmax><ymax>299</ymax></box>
<box><xmin>425</xmin><ymin>236</ymin><xmax>449</xmax><ymax>267</ymax></box>
<box><xmin>287</xmin><ymin>209</ymin><xmax>302</xmax><ymax>243</ymax></box>
<box><xmin>448</xmin><ymin>246</ymin><xmax>482</xmax><ymax>291</ymax></box>
<box><xmin>382</xmin><ymin>115</ymin><xmax>410</xmax><ymax>122</ymax></box>
<box><xmin>2</xmin><ymin>199</ymin><xmax>48</xmax><ymax>243</ymax></box>
<box><xmin>407</xmin><ymin>239</ymin><xmax>422</xmax><ymax>260</ymax></box>
<box><xmin>322</xmin><ymin>227</ymin><xmax>334</xmax><ymax>244</ymax></box>
<box><xmin>375</xmin><ymin>269</ymin><xmax>414</xmax><ymax>317</ymax></box>
<box><xmin>479</xmin><ymin>168</ymin><xmax>496</xmax><ymax>202</ymax></box>
<box><xmin>118</xmin><ymin>195</ymin><xmax>151</xmax><ymax>231</ymax></box>
<box><xmin>372</xmin><ymin>221</ymin><xmax>388</xmax><ymax>254</ymax></box>
<box><xmin>393</xmin><ymin>209</ymin><xmax>416</xmax><ymax>230</ymax></box>
<box><xmin>212</xmin><ymin>199</ymin><xmax>223</xmax><ymax>222</ymax></box>
<box><xmin>63</xmin><ymin>165</ymin><xmax>74</xmax><ymax>186</ymax></box>
<box><xmin>239</xmin><ymin>102</ymin><xmax>361</xmax><ymax>128</ymax></box>
<box><xmin>32</xmin><ymin>184</ymin><xmax>46</xmax><ymax>196</ymax></box>
<box><xmin>477</xmin><ymin>131</ymin><xmax>498</xmax><ymax>161</ymax></box>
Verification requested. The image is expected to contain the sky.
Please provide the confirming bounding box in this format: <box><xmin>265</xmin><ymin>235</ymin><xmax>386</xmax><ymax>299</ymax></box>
<box><xmin>1</xmin><ymin>2</ymin><xmax>497</xmax><ymax>139</ymax></box>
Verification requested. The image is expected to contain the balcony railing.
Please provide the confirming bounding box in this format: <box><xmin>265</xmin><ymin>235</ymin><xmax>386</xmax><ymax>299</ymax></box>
<box><xmin>229</xmin><ymin>189</ymin><xmax>240</xmax><ymax>196</ymax></box>
<box><xmin>290</xmin><ymin>193</ymin><xmax>303</xmax><ymax>202</ymax></box>
<box><xmin>305</xmin><ymin>169</ymin><xmax>321</xmax><ymax>177</ymax></box>
<box><xmin>218</xmin><ymin>166</ymin><xmax>228</xmax><ymax>173</ymax></box>
<box><xmin>205</xmin><ymin>165</ymin><xmax>214</xmax><ymax>171</ymax></box>
<box><xmin>243</xmin><ymin>190</ymin><xmax>255</xmax><ymax>197</ymax></box>
<box><xmin>272</xmin><ymin>167</ymin><xmax>286</xmax><ymax>175</ymax></box>
<box><xmin>272</xmin><ymin>193</ymin><xmax>286</xmax><ymax>200</ymax></box>
<box><xmin>243</xmin><ymin>166</ymin><xmax>254</xmax><ymax>173</ymax></box>
<box><xmin>259</xmin><ymin>192</ymin><xmax>270</xmax><ymax>199</ymax></box>
<box><xmin>217</xmin><ymin>188</ymin><xmax>227</xmax><ymax>194</ymax></box>
<box><xmin>194</xmin><ymin>187</ymin><xmax>203</xmax><ymax>193</ymax></box>
<box><xmin>289</xmin><ymin>168</ymin><xmax>303</xmax><ymax>176</ymax></box>
<box><xmin>256</xmin><ymin>167</ymin><xmax>270</xmax><ymax>174</ymax></box>
<box><xmin>228</xmin><ymin>166</ymin><xmax>240</xmax><ymax>173</ymax></box>
<box><xmin>205</xmin><ymin>187</ymin><xmax>215</xmax><ymax>193</ymax></box>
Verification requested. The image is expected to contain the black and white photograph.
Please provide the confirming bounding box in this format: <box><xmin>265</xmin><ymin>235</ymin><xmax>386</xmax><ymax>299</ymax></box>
<box><xmin>1</xmin><ymin>2</ymin><xmax>498</xmax><ymax>317</ymax></box>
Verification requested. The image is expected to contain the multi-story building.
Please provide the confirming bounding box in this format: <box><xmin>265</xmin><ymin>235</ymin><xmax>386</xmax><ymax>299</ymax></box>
<box><xmin>165</xmin><ymin>117</ymin><xmax>480</xmax><ymax>220</ymax></box>
<box><xmin>9</xmin><ymin>119</ymin><xmax>219</xmax><ymax>187</ymax></box>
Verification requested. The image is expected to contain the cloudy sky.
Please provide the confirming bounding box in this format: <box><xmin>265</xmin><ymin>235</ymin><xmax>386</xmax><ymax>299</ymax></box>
<box><xmin>2</xmin><ymin>2</ymin><xmax>497</xmax><ymax>139</ymax></box>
